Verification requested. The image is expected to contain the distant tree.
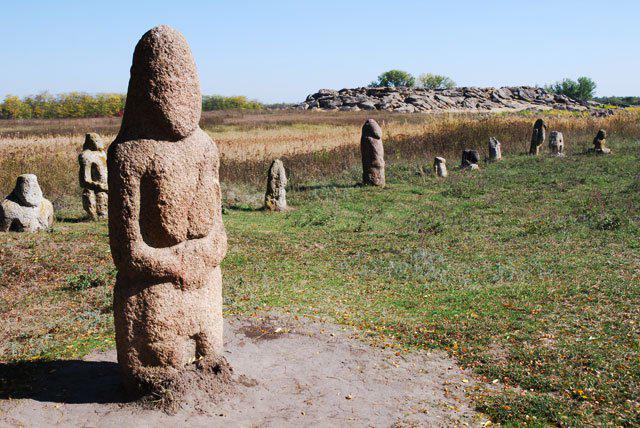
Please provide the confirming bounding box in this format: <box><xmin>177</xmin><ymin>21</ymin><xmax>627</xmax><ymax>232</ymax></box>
<box><xmin>0</xmin><ymin>95</ymin><xmax>32</xmax><ymax>119</ymax></box>
<box><xmin>545</xmin><ymin>77</ymin><xmax>597</xmax><ymax>101</ymax></box>
<box><xmin>417</xmin><ymin>73</ymin><xmax>456</xmax><ymax>90</ymax></box>
<box><xmin>369</xmin><ymin>70</ymin><xmax>416</xmax><ymax>88</ymax></box>
<box><xmin>201</xmin><ymin>95</ymin><xmax>263</xmax><ymax>111</ymax></box>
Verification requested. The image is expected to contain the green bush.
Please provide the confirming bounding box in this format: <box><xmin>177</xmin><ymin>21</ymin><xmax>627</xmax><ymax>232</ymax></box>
<box><xmin>0</xmin><ymin>92</ymin><xmax>125</xmax><ymax>119</ymax></box>
<box><xmin>202</xmin><ymin>95</ymin><xmax>263</xmax><ymax>111</ymax></box>
<box><xmin>369</xmin><ymin>70</ymin><xmax>416</xmax><ymax>88</ymax></box>
<box><xmin>544</xmin><ymin>77</ymin><xmax>597</xmax><ymax>101</ymax></box>
<box><xmin>417</xmin><ymin>73</ymin><xmax>456</xmax><ymax>90</ymax></box>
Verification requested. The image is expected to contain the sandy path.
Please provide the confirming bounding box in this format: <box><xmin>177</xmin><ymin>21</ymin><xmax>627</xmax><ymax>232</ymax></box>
<box><xmin>0</xmin><ymin>315</ymin><xmax>487</xmax><ymax>427</ymax></box>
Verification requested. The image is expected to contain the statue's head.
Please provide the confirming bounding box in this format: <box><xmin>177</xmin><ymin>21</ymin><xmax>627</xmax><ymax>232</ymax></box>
<box><xmin>362</xmin><ymin>119</ymin><xmax>382</xmax><ymax>139</ymax></box>
<box><xmin>596</xmin><ymin>129</ymin><xmax>607</xmax><ymax>140</ymax></box>
<box><xmin>83</xmin><ymin>133</ymin><xmax>105</xmax><ymax>151</ymax></box>
<box><xmin>118</xmin><ymin>25</ymin><xmax>201</xmax><ymax>141</ymax></box>
<box><xmin>11</xmin><ymin>174</ymin><xmax>43</xmax><ymax>207</ymax></box>
<box><xmin>534</xmin><ymin>118</ymin><xmax>546</xmax><ymax>129</ymax></box>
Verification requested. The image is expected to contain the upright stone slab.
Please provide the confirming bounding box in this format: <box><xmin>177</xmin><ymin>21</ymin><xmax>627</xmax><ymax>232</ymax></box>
<box><xmin>433</xmin><ymin>157</ymin><xmax>448</xmax><ymax>177</ymax></box>
<box><xmin>360</xmin><ymin>119</ymin><xmax>385</xmax><ymax>187</ymax></box>
<box><xmin>548</xmin><ymin>131</ymin><xmax>565</xmax><ymax>157</ymax></box>
<box><xmin>0</xmin><ymin>174</ymin><xmax>54</xmax><ymax>232</ymax></box>
<box><xmin>78</xmin><ymin>133</ymin><xmax>108</xmax><ymax>219</ymax></box>
<box><xmin>461</xmin><ymin>149</ymin><xmax>480</xmax><ymax>170</ymax></box>
<box><xmin>264</xmin><ymin>159</ymin><xmax>287</xmax><ymax>211</ymax></box>
<box><xmin>592</xmin><ymin>129</ymin><xmax>611</xmax><ymax>154</ymax></box>
<box><xmin>108</xmin><ymin>25</ymin><xmax>228</xmax><ymax>397</ymax></box>
<box><xmin>488</xmin><ymin>137</ymin><xmax>502</xmax><ymax>162</ymax></box>
<box><xmin>529</xmin><ymin>118</ymin><xmax>547</xmax><ymax>155</ymax></box>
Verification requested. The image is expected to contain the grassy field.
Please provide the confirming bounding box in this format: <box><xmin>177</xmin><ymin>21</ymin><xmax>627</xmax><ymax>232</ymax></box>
<box><xmin>1</xmin><ymin>111</ymin><xmax>639</xmax><ymax>425</ymax></box>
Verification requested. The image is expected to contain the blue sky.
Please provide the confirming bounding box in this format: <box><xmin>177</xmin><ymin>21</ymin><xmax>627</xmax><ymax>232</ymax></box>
<box><xmin>1</xmin><ymin>0</ymin><xmax>639</xmax><ymax>102</ymax></box>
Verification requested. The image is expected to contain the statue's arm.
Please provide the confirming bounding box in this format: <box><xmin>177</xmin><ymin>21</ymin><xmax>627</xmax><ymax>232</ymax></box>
<box><xmin>108</xmin><ymin>145</ymin><xmax>184</xmax><ymax>284</ymax></box>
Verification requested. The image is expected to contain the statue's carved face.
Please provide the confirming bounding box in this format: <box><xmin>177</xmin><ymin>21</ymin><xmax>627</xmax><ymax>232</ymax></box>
<box><xmin>363</xmin><ymin>119</ymin><xmax>382</xmax><ymax>139</ymax></box>
<box><xmin>83</xmin><ymin>133</ymin><xmax>105</xmax><ymax>151</ymax></box>
<box><xmin>14</xmin><ymin>174</ymin><xmax>43</xmax><ymax>207</ymax></box>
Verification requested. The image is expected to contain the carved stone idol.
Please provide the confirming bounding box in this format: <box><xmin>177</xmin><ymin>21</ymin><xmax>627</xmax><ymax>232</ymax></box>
<box><xmin>78</xmin><ymin>133</ymin><xmax>108</xmax><ymax>219</ymax></box>
<box><xmin>0</xmin><ymin>174</ymin><xmax>54</xmax><ymax>232</ymax></box>
<box><xmin>529</xmin><ymin>119</ymin><xmax>547</xmax><ymax>155</ymax></box>
<box><xmin>264</xmin><ymin>159</ymin><xmax>287</xmax><ymax>211</ymax></box>
<box><xmin>360</xmin><ymin>119</ymin><xmax>385</xmax><ymax>187</ymax></box>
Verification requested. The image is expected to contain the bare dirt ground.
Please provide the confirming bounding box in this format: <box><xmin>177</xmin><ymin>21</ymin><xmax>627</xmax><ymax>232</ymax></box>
<box><xmin>0</xmin><ymin>314</ymin><xmax>487</xmax><ymax>427</ymax></box>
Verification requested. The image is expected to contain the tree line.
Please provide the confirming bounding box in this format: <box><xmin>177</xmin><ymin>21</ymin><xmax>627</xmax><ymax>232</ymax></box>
<box><xmin>0</xmin><ymin>92</ymin><xmax>264</xmax><ymax>119</ymax></box>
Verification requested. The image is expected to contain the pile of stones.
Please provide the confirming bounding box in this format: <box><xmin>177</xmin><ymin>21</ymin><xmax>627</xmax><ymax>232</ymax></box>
<box><xmin>299</xmin><ymin>86</ymin><xmax>613</xmax><ymax>116</ymax></box>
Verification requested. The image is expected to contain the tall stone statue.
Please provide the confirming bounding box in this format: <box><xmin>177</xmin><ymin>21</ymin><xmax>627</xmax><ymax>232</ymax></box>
<box><xmin>488</xmin><ymin>137</ymin><xmax>502</xmax><ymax>162</ymax></box>
<box><xmin>0</xmin><ymin>174</ymin><xmax>54</xmax><ymax>232</ymax></box>
<box><xmin>360</xmin><ymin>119</ymin><xmax>385</xmax><ymax>187</ymax></box>
<box><xmin>108</xmin><ymin>25</ymin><xmax>228</xmax><ymax>397</ymax></box>
<box><xmin>461</xmin><ymin>149</ymin><xmax>480</xmax><ymax>170</ymax></box>
<box><xmin>433</xmin><ymin>157</ymin><xmax>448</xmax><ymax>177</ymax></box>
<box><xmin>592</xmin><ymin>129</ymin><xmax>611</xmax><ymax>154</ymax></box>
<box><xmin>264</xmin><ymin>159</ymin><xmax>287</xmax><ymax>211</ymax></box>
<box><xmin>529</xmin><ymin>118</ymin><xmax>547</xmax><ymax>155</ymax></box>
<box><xmin>548</xmin><ymin>131</ymin><xmax>565</xmax><ymax>157</ymax></box>
<box><xmin>78</xmin><ymin>133</ymin><xmax>108</xmax><ymax>219</ymax></box>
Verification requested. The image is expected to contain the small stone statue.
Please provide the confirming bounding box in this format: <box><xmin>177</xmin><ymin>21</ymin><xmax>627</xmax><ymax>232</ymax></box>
<box><xmin>488</xmin><ymin>137</ymin><xmax>502</xmax><ymax>162</ymax></box>
<box><xmin>461</xmin><ymin>149</ymin><xmax>480</xmax><ymax>170</ymax></box>
<box><xmin>360</xmin><ymin>119</ymin><xmax>385</xmax><ymax>187</ymax></box>
<box><xmin>0</xmin><ymin>174</ymin><xmax>54</xmax><ymax>232</ymax></box>
<box><xmin>592</xmin><ymin>129</ymin><xmax>611</xmax><ymax>154</ymax></box>
<box><xmin>78</xmin><ymin>133</ymin><xmax>108</xmax><ymax>219</ymax></box>
<box><xmin>529</xmin><ymin>118</ymin><xmax>547</xmax><ymax>155</ymax></box>
<box><xmin>264</xmin><ymin>159</ymin><xmax>287</xmax><ymax>211</ymax></box>
<box><xmin>108</xmin><ymin>25</ymin><xmax>228</xmax><ymax>397</ymax></box>
<box><xmin>548</xmin><ymin>131</ymin><xmax>565</xmax><ymax>157</ymax></box>
<box><xmin>433</xmin><ymin>157</ymin><xmax>448</xmax><ymax>177</ymax></box>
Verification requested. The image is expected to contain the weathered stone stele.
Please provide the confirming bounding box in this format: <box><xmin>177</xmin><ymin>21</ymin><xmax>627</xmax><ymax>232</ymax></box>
<box><xmin>529</xmin><ymin>118</ymin><xmax>547</xmax><ymax>155</ymax></box>
<box><xmin>488</xmin><ymin>137</ymin><xmax>502</xmax><ymax>162</ymax></box>
<box><xmin>548</xmin><ymin>131</ymin><xmax>565</xmax><ymax>157</ymax></box>
<box><xmin>108</xmin><ymin>25</ymin><xmax>228</xmax><ymax>398</ymax></box>
<box><xmin>78</xmin><ymin>133</ymin><xmax>108</xmax><ymax>219</ymax></box>
<box><xmin>360</xmin><ymin>119</ymin><xmax>385</xmax><ymax>187</ymax></box>
<box><xmin>0</xmin><ymin>174</ymin><xmax>54</xmax><ymax>232</ymax></box>
<box><xmin>264</xmin><ymin>159</ymin><xmax>287</xmax><ymax>211</ymax></box>
<box><xmin>592</xmin><ymin>129</ymin><xmax>611</xmax><ymax>154</ymax></box>
<box><xmin>461</xmin><ymin>149</ymin><xmax>480</xmax><ymax>170</ymax></box>
<box><xmin>433</xmin><ymin>157</ymin><xmax>448</xmax><ymax>177</ymax></box>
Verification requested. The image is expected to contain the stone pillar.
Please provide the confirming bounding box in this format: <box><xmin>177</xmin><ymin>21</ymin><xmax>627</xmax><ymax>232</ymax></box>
<box><xmin>108</xmin><ymin>25</ymin><xmax>228</xmax><ymax>398</ymax></box>
<box><xmin>593</xmin><ymin>129</ymin><xmax>611</xmax><ymax>154</ymax></box>
<box><xmin>360</xmin><ymin>119</ymin><xmax>385</xmax><ymax>187</ymax></box>
<box><xmin>0</xmin><ymin>174</ymin><xmax>54</xmax><ymax>232</ymax></box>
<box><xmin>548</xmin><ymin>131</ymin><xmax>565</xmax><ymax>157</ymax></box>
<box><xmin>529</xmin><ymin>119</ymin><xmax>547</xmax><ymax>155</ymax></box>
<box><xmin>488</xmin><ymin>137</ymin><xmax>502</xmax><ymax>162</ymax></box>
<box><xmin>264</xmin><ymin>159</ymin><xmax>287</xmax><ymax>211</ymax></box>
<box><xmin>461</xmin><ymin>149</ymin><xmax>480</xmax><ymax>170</ymax></box>
<box><xmin>433</xmin><ymin>157</ymin><xmax>448</xmax><ymax>177</ymax></box>
<box><xmin>78</xmin><ymin>133</ymin><xmax>108</xmax><ymax>219</ymax></box>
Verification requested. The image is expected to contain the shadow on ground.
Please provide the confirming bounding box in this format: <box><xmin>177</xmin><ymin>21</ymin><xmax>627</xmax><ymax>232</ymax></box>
<box><xmin>0</xmin><ymin>359</ymin><xmax>128</xmax><ymax>404</ymax></box>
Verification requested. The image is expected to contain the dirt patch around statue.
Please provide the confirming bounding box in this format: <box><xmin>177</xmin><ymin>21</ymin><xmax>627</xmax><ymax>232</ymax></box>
<box><xmin>0</xmin><ymin>314</ymin><xmax>488</xmax><ymax>427</ymax></box>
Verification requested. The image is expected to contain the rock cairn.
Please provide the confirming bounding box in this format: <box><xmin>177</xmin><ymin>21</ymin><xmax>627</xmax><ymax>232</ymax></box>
<box><xmin>300</xmin><ymin>86</ymin><xmax>612</xmax><ymax>115</ymax></box>
<box><xmin>433</xmin><ymin>157</ymin><xmax>448</xmax><ymax>177</ymax></box>
<box><xmin>549</xmin><ymin>131</ymin><xmax>565</xmax><ymax>157</ymax></box>
<box><xmin>529</xmin><ymin>119</ymin><xmax>548</xmax><ymax>155</ymax></box>
<box><xmin>78</xmin><ymin>133</ymin><xmax>108</xmax><ymax>219</ymax></box>
<box><xmin>360</xmin><ymin>119</ymin><xmax>385</xmax><ymax>187</ymax></box>
<box><xmin>592</xmin><ymin>129</ymin><xmax>611</xmax><ymax>154</ymax></box>
<box><xmin>488</xmin><ymin>137</ymin><xmax>502</xmax><ymax>162</ymax></box>
<box><xmin>108</xmin><ymin>25</ymin><xmax>229</xmax><ymax>398</ymax></box>
<box><xmin>461</xmin><ymin>150</ymin><xmax>480</xmax><ymax>170</ymax></box>
<box><xmin>264</xmin><ymin>159</ymin><xmax>287</xmax><ymax>211</ymax></box>
<box><xmin>0</xmin><ymin>174</ymin><xmax>54</xmax><ymax>232</ymax></box>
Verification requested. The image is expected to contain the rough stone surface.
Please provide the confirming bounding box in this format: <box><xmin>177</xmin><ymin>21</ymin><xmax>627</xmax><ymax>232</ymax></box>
<box><xmin>107</xmin><ymin>25</ymin><xmax>228</xmax><ymax>398</ymax></box>
<box><xmin>461</xmin><ymin>149</ymin><xmax>480</xmax><ymax>169</ymax></box>
<box><xmin>299</xmin><ymin>86</ymin><xmax>613</xmax><ymax>116</ymax></box>
<box><xmin>264</xmin><ymin>159</ymin><xmax>287</xmax><ymax>211</ymax></box>
<box><xmin>433</xmin><ymin>157</ymin><xmax>448</xmax><ymax>177</ymax></box>
<box><xmin>360</xmin><ymin>119</ymin><xmax>385</xmax><ymax>187</ymax></box>
<box><xmin>0</xmin><ymin>174</ymin><xmax>54</xmax><ymax>232</ymax></box>
<box><xmin>488</xmin><ymin>137</ymin><xmax>502</xmax><ymax>162</ymax></box>
<box><xmin>592</xmin><ymin>129</ymin><xmax>611</xmax><ymax>154</ymax></box>
<box><xmin>529</xmin><ymin>118</ymin><xmax>548</xmax><ymax>155</ymax></box>
<box><xmin>549</xmin><ymin>131</ymin><xmax>565</xmax><ymax>157</ymax></box>
<box><xmin>79</xmin><ymin>133</ymin><xmax>108</xmax><ymax>219</ymax></box>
